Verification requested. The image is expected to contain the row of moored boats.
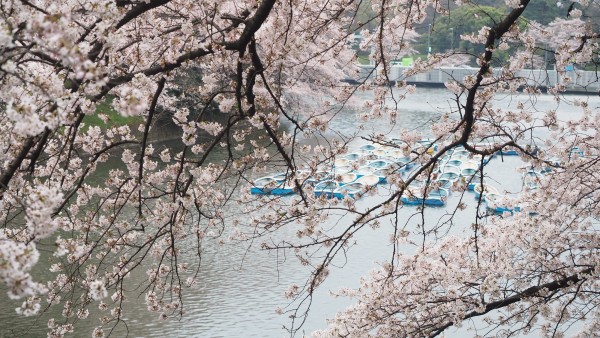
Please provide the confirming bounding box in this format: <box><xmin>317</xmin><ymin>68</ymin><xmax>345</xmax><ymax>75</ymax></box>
<box><xmin>250</xmin><ymin>139</ymin><xmax>548</xmax><ymax>213</ymax></box>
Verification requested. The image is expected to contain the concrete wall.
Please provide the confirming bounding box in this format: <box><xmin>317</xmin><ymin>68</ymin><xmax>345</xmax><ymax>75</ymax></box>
<box><xmin>356</xmin><ymin>65</ymin><xmax>600</xmax><ymax>93</ymax></box>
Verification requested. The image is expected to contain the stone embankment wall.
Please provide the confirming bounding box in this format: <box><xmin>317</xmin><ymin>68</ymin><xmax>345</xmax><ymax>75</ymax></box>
<box><xmin>355</xmin><ymin>65</ymin><xmax>600</xmax><ymax>94</ymax></box>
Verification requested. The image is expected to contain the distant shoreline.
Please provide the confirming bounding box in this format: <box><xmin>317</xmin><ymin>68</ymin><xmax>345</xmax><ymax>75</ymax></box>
<box><xmin>345</xmin><ymin>65</ymin><xmax>600</xmax><ymax>95</ymax></box>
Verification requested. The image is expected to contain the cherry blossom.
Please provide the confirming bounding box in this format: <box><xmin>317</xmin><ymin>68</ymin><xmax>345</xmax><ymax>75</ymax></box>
<box><xmin>0</xmin><ymin>0</ymin><xmax>599</xmax><ymax>337</ymax></box>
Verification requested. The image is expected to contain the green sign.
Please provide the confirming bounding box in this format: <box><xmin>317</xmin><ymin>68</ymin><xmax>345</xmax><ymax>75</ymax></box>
<box><xmin>402</xmin><ymin>58</ymin><xmax>413</xmax><ymax>67</ymax></box>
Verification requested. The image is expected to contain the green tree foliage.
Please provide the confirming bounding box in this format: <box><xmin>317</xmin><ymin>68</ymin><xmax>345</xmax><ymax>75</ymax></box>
<box><xmin>425</xmin><ymin>5</ymin><xmax>519</xmax><ymax>65</ymax></box>
<box><xmin>436</xmin><ymin>5</ymin><xmax>506</xmax><ymax>51</ymax></box>
<box><xmin>521</xmin><ymin>0</ymin><xmax>564</xmax><ymax>24</ymax></box>
<box><xmin>416</xmin><ymin>2</ymin><xmax>563</xmax><ymax>65</ymax></box>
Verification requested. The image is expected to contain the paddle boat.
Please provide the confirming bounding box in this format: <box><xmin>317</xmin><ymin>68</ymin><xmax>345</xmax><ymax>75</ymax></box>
<box><xmin>460</xmin><ymin>167</ymin><xmax>477</xmax><ymax>177</ymax></box>
<box><xmin>570</xmin><ymin>147</ymin><xmax>585</xmax><ymax>158</ymax></box>
<box><xmin>471</xmin><ymin>153</ymin><xmax>493</xmax><ymax>165</ymax></box>
<box><xmin>472</xmin><ymin>143</ymin><xmax>498</xmax><ymax>159</ymax></box>
<box><xmin>396</xmin><ymin>157</ymin><xmax>416</xmax><ymax>170</ymax></box>
<box><xmin>337</xmin><ymin>172</ymin><xmax>358</xmax><ymax>185</ymax></box>
<box><xmin>445</xmin><ymin>159</ymin><xmax>463</xmax><ymax>168</ymax></box>
<box><xmin>439</xmin><ymin>152</ymin><xmax>452</xmax><ymax>161</ymax></box>
<box><xmin>372</xmin><ymin>169</ymin><xmax>390</xmax><ymax>184</ymax></box>
<box><xmin>462</xmin><ymin>159</ymin><xmax>480</xmax><ymax>168</ymax></box>
<box><xmin>368</xmin><ymin>159</ymin><xmax>393</xmax><ymax>169</ymax></box>
<box><xmin>466</xmin><ymin>175</ymin><xmax>482</xmax><ymax>191</ymax></box>
<box><xmin>250</xmin><ymin>177</ymin><xmax>278</xmax><ymax>195</ymax></box>
<box><xmin>355</xmin><ymin>174</ymin><xmax>381</xmax><ymax>187</ymax></box>
<box><xmin>361</xmin><ymin>153</ymin><xmax>379</xmax><ymax>161</ymax></box>
<box><xmin>497</xmin><ymin>147</ymin><xmax>519</xmax><ymax>156</ymax></box>
<box><xmin>391</xmin><ymin>158</ymin><xmax>409</xmax><ymax>172</ymax></box>
<box><xmin>301</xmin><ymin>176</ymin><xmax>319</xmax><ymax>187</ymax></box>
<box><xmin>452</xmin><ymin>149</ymin><xmax>471</xmax><ymax>158</ymax></box>
<box><xmin>401</xmin><ymin>187</ymin><xmax>424</xmax><ymax>205</ymax></box>
<box><xmin>294</xmin><ymin>170</ymin><xmax>318</xmax><ymax>187</ymax></box>
<box><xmin>473</xmin><ymin>183</ymin><xmax>500</xmax><ymax>199</ymax></box>
<box><xmin>431</xmin><ymin>187</ymin><xmax>449</xmax><ymax>197</ymax></box>
<box><xmin>250</xmin><ymin>177</ymin><xmax>295</xmax><ymax>195</ymax></box>
<box><xmin>435</xmin><ymin>178</ymin><xmax>454</xmax><ymax>191</ymax></box>
<box><xmin>270</xmin><ymin>182</ymin><xmax>295</xmax><ymax>195</ymax></box>
<box><xmin>334</xmin><ymin>158</ymin><xmax>350</xmax><ymax>167</ymax></box>
<box><xmin>460</xmin><ymin>161</ymin><xmax>479</xmax><ymax>177</ymax></box>
<box><xmin>416</xmin><ymin>139</ymin><xmax>437</xmax><ymax>153</ymax></box>
<box><xmin>333</xmin><ymin>182</ymin><xmax>365</xmax><ymax>199</ymax></box>
<box><xmin>332</xmin><ymin>165</ymin><xmax>352</xmax><ymax>175</ymax></box>
<box><xmin>439</xmin><ymin>171</ymin><xmax>460</xmax><ymax>182</ymax></box>
<box><xmin>373</xmin><ymin>148</ymin><xmax>387</xmax><ymax>157</ymax></box>
<box><xmin>401</xmin><ymin>186</ymin><xmax>446</xmax><ymax>206</ymax></box>
<box><xmin>424</xmin><ymin>189</ymin><xmax>447</xmax><ymax>206</ymax></box>
<box><xmin>523</xmin><ymin>170</ymin><xmax>543</xmax><ymax>190</ymax></box>
<box><xmin>270</xmin><ymin>172</ymin><xmax>288</xmax><ymax>182</ymax></box>
<box><xmin>355</xmin><ymin>165</ymin><xmax>377</xmax><ymax>177</ymax></box>
<box><xmin>541</xmin><ymin>158</ymin><xmax>561</xmax><ymax>173</ymax></box>
<box><xmin>440</xmin><ymin>165</ymin><xmax>461</xmax><ymax>175</ymax></box>
<box><xmin>359</xmin><ymin>144</ymin><xmax>378</xmax><ymax>153</ymax></box>
<box><xmin>386</xmin><ymin>149</ymin><xmax>406</xmax><ymax>159</ymax></box>
<box><xmin>390</xmin><ymin>138</ymin><xmax>408</xmax><ymax>146</ymax></box>
<box><xmin>484</xmin><ymin>193</ymin><xmax>521</xmax><ymax>214</ymax></box>
<box><xmin>344</xmin><ymin>153</ymin><xmax>362</xmax><ymax>161</ymax></box>
<box><xmin>314</xmin><ymin>180</ymin><xmax>339</xmax><ymax>198</ymax></box>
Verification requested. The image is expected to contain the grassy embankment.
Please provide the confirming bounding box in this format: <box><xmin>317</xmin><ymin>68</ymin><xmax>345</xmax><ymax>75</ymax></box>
<box><xmin>83</xmin><ymin>96</ymin><xmax>143</xmax><ymax>130</ymax></box>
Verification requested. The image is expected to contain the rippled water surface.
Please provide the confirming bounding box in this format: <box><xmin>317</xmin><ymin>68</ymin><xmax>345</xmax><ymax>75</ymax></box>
<box><xmin>1</xmin><ymin>88</ymin><xmax>599</xmax><ymax>337</ymax></box>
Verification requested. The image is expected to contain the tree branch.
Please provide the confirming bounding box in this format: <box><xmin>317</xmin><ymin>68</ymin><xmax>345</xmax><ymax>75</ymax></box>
<box><xmin>0</xmin><ymin>137</ymin><xmax>34</xmax><ymax>200</ymax></box>
<box><xmin>138</xmin><ymin>77</ymin><xmax>166</xmax><ymax>217</ymax></box>
<box><xmin>460</xmin><ymin>0</ymin><xmax>530</xmax><ymax>144</ymax></box>
<box><xmin>430</xmin><ymin>267</ymin><xmax>594</xmax><ymax>337</ymax></box>
<box><xmin>115</xmin><ymin>0</ymin><xmax>172</xmax><ymax>29</ymax></box>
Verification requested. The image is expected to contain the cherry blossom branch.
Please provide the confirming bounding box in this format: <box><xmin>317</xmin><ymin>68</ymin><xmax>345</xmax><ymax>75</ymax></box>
<box><xmin>572</xmin><ymin>33</ymin><xmax>600</xmax><ymax>54</ymax></box>
<box><xmin>138</xmin><ymin>77</ymin><xmax>166</xmax><ymax>217</ymax></box>
<box><xmin>54</xmin><ymin>140</ymin><xmax>140</xmax><ymax>215</ymax></box>
<box><xmin>94</xmin><ymin>47</ymin><xmax>213</xmax><ymax>100</ymax></box>
<box><xmin>0</xmin><ymin>137</ymin><xmax>34</xmax><ymax>199</ymax></box>
<box><xmin>115</xmin><ymin>0</ymin><xmax>172</xmax><ymax>29</ymax></box>
<box><xmin>222</xmin><ymin>0</ymin><xmax>276</xmax><ymax>51</ymax></box>
<box><xmin>460</xmin><ymin>0</ymin><xmax>530</xmax><ymax>145</ymax></box>
<box><xmin>429</xmin><ymin>267</ymin><xmax>594</xmax><ymax>337</ymax></box>
<box><xmin>27</xmin><ymin>127</ymin><xmax>51</xmax><ymax>174</ymax></box>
